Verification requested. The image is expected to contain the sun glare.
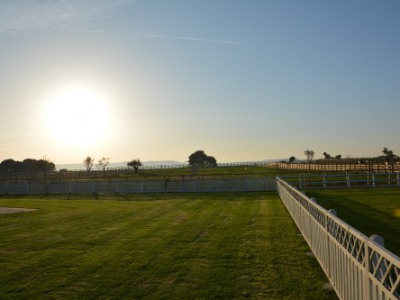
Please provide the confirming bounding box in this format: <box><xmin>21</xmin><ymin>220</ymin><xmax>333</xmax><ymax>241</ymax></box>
<box><xmin>44</xmin><ymin>86</ymin><xmax>111</xmax><ymax>148</ymax></box>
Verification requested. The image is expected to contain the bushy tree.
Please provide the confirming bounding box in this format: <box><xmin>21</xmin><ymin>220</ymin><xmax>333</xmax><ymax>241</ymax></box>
<box><xmin>323</xmin><ymin>152</ymin><xmax>331</xmax><ymax>159</ymax></box>
<box><xmin>289</xmin><ymin>156</ymin><xmax>296</xmax><ymax>163</ymax></box>
<box><xmin>205</xmin><ymin>156</ymin><xmax>217</xmax><ymax>167</ymax></box>
<box><xmin>382</xmin><ymin>147</ymin><xmax>397</xmax><ymax>163</ymax></box>
<box><xmin>37</xmin><ymin>158</ymin><xmax>56</xmax><ymax>173</ymax></box>
<box><xmin>0</xmin><ymin>159</ymin><xmax>22</xmax><ymax>172</ymax></box>
<box><xmin>0</xmin><ymin>158</ymin><xmax>55</xmax><ymax>173</ymax></box>
<box><xmin>127</xmin><ymin>159</ymin><xmax>142</xmax><ymax>173</ymax></box>
<box><xmin>188</xmin><ymin>150</ymin><xmax>217</xmax><ymax>167</ymax></box>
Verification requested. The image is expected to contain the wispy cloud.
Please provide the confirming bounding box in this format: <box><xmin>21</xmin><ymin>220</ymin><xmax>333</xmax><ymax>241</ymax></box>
<box><xmin>132</xmin><ymin>33</ymin><xmax>166</xmax><ymax>39</ymax></box>
<box><xmin>0</xmin><ymin>0</ymin><xmax>134</xmax><ymax>33</ymax></box>
<box><xmin>132</xmin><ymin>33</ymin><xmax>242</xmax><ymax>46</ymax></box>
<box><xmin>0</xmin><ymin>1</ymin><xmax>242</xmax><ymax>46</ymax></box>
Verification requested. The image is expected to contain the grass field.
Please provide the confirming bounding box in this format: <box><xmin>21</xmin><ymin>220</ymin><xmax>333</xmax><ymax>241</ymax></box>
<box><xmin>37</xmin><ymin>165</ymin><xmax>300</xmax><ymax>182</ymax></box>
<box><xmin>0</xmin><ymin>192</ymin><xmax>337</xmax><ymax>299</ymax></box>
<box><xmin>306</xmin><ymin>188</ymin><xmax>400</xmax><ymax>257</ymax></box>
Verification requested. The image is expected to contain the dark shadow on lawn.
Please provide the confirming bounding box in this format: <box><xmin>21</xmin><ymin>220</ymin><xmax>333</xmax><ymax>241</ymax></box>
<box><xmin>307</xmin><ymin>193</ymin><xmax>400</xmax><ymax>256</ymax></box>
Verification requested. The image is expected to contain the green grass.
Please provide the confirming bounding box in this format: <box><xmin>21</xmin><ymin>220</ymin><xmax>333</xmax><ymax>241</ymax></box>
<box><xmin>53</xmin><ymin>165</ymin><xmax>301</xmax><ymax>182</ymax></box>
<box><xmin>0</xmin><ymin>192</ymin><xmax>337</xmax><ymax>299</ymax></box>
<box><xmin>306</xmin><ymin>188</ymin><xmax>400</xmax><ymax>256</ymax></box>
<box><xmin>142</xmin><ymin>165</ymin><xmax>274</xmax><ymax>176</ymax></box>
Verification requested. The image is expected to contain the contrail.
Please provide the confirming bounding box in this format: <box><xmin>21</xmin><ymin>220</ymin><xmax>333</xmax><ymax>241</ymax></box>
<box><xmin>0</xmin><ymin>1</ymin><xmax>242</xmax><ymax>46</ymax></box>
<box><xmin>174</xmin><ymin>36</ymin><xmax>242</xmax><ymax>45</ymax></box>
<box><xmin>132</xmin><ymin>33</ymin><xmax>165</xmax><ymax>39</ymax></box>
<box><xmin>132</xmin><ymin>33</ymin><xmax>242</xmax><ymax>45</ymax></box>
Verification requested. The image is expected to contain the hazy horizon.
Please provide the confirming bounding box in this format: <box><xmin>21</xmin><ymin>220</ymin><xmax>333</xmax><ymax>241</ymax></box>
<box><xmin>55</xmin><ymin>158</ymin><xmax>285</xmax><ymax>171</ymax></box>
<box><xmin>1</xmin><ymin>1</ymin><xmax>399</xmax><ymax>164</ymax></box>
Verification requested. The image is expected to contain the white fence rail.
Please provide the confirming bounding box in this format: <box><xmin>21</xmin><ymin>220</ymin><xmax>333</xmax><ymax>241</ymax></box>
<box><xmin>276</xmin><ymin>178</ymin><xmax>400</xmax><ymax>300</ymax></box>
<box><xmin>269</xmin><ymin>162</ymin><xmax>400</xmax><ymax>172</ymax></box>
<box><xmin>0</xmin><ymin>176</ymin><xmax>276</xmax><ymax>194</ymax></box>
<box><xmin>281</xmin><ymin>172</ymin><xmax>400</xmax><ymax>189</ymax></box>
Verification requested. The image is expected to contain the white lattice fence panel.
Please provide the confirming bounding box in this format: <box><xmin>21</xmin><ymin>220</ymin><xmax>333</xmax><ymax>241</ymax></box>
<box><xmin>277</xmin><ymin>178</ymin><xmax>400</xmax><ymax>300</ymax></box>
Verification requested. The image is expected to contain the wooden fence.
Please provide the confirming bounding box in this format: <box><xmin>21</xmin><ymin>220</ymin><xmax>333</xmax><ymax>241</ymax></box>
<box><xmin>268</xmin><ymin>162</ymin><xmax>400</xmax><ymax>173</ymax></box>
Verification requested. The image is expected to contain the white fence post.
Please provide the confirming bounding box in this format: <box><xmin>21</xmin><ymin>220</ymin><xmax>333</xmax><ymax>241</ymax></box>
<box><xmin>364</xmin><ymin>237</ymin><xmax>371</xmax><ymax>300</ymax></box>
<box><xmin>372</xmin><ymin>174</ymin><xmax>376</xmax><ymax>188</ymax></box>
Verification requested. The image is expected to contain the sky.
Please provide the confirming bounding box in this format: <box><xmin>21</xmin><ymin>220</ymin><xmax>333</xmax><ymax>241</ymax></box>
<box><xmin>1</xmin><ymin>0</ymin><xmax>400</xmax><ymax>164</ymax></box>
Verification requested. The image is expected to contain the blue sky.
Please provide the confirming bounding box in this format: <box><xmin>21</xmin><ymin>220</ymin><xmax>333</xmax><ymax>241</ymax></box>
<box><xmin>1</xmin><ymin>1</ymin><xmax>399</xmax><ymax>164</ymax></box>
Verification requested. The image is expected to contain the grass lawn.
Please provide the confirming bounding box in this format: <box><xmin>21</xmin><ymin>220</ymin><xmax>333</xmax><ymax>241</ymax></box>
<box><xmin>0</xmin><ymin>192</ymin><xmax>336</xmax><ymax>299</ymax></box>
<box><xmin>306</xmin><ymin>188</ymin><xmax>400</xmax><ymax>257</ymax></box>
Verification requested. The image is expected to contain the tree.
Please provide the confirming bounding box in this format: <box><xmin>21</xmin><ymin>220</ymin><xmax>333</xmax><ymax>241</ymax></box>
<box><xmin>188</xmin><ymin>150</ymin><xmax>217</xmax><ymax>167</ymax></box>
<box><xmin>335</xmin><ymin>155</ymin><xmax>342</xmax><ymax>159</ymax></box>
<box><xmin>0</xmin><ymin>158</ymin><xmax>55</xmax><ymax>173</ymax></box>
<box><xmin>205</xmin><ymin>156</ymin><xmax>217</xmax><ymax>167</ymax></box>
<box><xmin>304</xmin><ymin>149</ymin><xmax>315</xmax><ymax>163</ymax></box>
<box><xmin>0</xmin><ymin>159</ymin><xmax>22</xmax><ymax>172</ymax></box>
<box><xmin>382</xmin><ymin>147</ymin><xmax>397</xmax><ymax>163</ymax></box>
<box><xmin>36</xmin><ymin>156</ymin><xmax>55</xmax><ymax>193</ymax></box>
<box><xmin>83</xmin><ymin>156</ymin><xmax>94</xmax><ymax>171</ymax></box>
<box><xmin>22</xmin><ymin>159</ymin><xmax>39</xmax><ymax>171</ymax></box>
<box><xmin>37</xmin><ymin>157</ymin><xmax>55</xmax><ymax>181</ymax></box>
<box><xmin>323</xmin><ymin>152</ymin><xmax>331</xmax><ymax>159</ymax></box>
<box><xmin>289</xmin><ymin>156</ymin><xmax>296</xmax><ymax>163</ymax></box>
<box><xmin>127</xmin><ymin>159</ymin><xmax>142</xmax><ymax>173</ymax></box>
<box><xmin>37</xmin><ymin>156</ymin><xmax>56</xmax><ymax>172</ymax></box>
<box><xmin>97</xmin><ymin>157</ymin><xmax>110</xmax><ymax>172</ymax></box>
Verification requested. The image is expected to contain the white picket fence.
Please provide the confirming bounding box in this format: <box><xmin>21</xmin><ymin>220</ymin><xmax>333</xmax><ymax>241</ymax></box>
<box><xmin>276</xmin><ymin>177</ymin><xmax>400</xmax><ymax>300</ymax></box>
<box><xmin>0</xmin><ymin>176</ymin><xmax>276</xmax><ymax>194</ymax></box>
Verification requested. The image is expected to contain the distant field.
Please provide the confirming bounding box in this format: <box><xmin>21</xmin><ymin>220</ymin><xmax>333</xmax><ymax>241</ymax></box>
<box><xmin>0</xmin><ymin>165</ymin><xmax>301</xmax><ymax>183</ymax></box>
<box><xmin>80</xmin><ymin>165</ymin><xmax>287</xmax><ymax>180</ymax></box>
<box><xmin>0</xmin><ymin>193</ymin><xmax>337</xmax><ymax>299</ymax></box>
<box><xmin>306</xmin><ymin>188</ymin><xmax>400</xmax><ymax>256</ymax></box>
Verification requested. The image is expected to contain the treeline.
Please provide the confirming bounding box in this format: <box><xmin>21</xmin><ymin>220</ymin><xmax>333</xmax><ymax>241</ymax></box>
<box><xmin>0</xmin><ymin>158</ymin><xmax>56</xmax><ymax>173</ymax></box>
<box><xmin>287</xmin><ymin>147</ymin><xmax>399</xmax><ymax>164</ymax></box>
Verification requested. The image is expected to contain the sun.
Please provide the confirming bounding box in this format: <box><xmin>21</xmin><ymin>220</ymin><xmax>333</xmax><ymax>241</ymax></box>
<box><xmin>43</xmin><ymin>86</ymin><xmax>111</xmax><ymax>148</ymax></box>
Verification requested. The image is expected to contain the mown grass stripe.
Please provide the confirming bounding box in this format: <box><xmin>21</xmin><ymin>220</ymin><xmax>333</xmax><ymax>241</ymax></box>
<box><xmin>0</xmin><ymin>193</ymin><xmax>337</xmax><ymax>299</ymax></box>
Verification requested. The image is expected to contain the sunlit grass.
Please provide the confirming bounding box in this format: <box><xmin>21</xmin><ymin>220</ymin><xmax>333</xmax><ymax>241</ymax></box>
<box><xmin>0</xmin><ymin>193</ymin><xmax>337</xmax><ymax>299</ymax></box>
